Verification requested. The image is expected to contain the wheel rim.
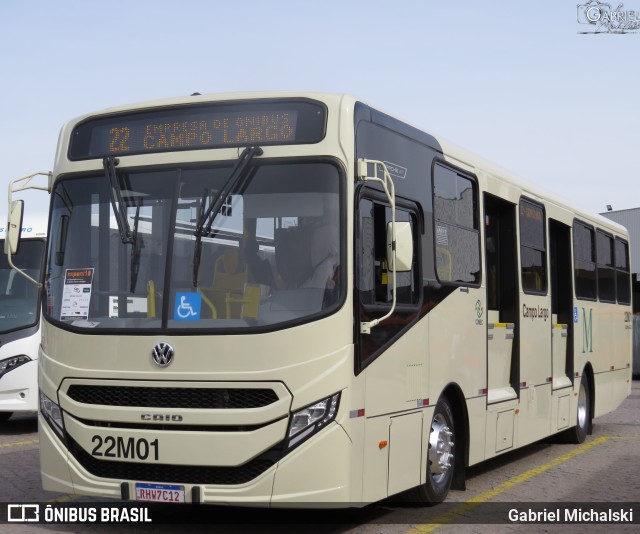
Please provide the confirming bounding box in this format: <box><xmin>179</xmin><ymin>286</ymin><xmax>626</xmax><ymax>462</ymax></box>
<box><xmin>577</xmin><ymin>381</ymin><xmax>588</xmax><ymax>429</ymax></box>
<box><xmin>428</xmin><ymin>413</ymin><xmax>454</xmax><ymax>483</ymax></box>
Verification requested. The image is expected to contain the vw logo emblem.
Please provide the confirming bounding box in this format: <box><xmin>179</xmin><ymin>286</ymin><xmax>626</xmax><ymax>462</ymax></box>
<box><xmin>151</xmin><ymin>342</ymin><xmax>174</xmax><ymax>368</ymax></box>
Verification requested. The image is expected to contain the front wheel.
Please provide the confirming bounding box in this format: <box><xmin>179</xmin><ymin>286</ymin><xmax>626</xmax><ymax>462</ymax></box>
<box><xmin>407</xmin><ymin>397</ymin><xmax>456</xmax><ymax>505</ymax></box>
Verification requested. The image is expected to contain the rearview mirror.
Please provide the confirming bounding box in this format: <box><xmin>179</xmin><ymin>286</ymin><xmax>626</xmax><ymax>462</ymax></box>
<box><xmin>4</xmin><ymin>199</ymin><xmax>24</xmax><ymax>255</ymax></box>
<box><xmin>387</xmin><ymin>221</ymin><xmax>413</xmax><ymax>272</ymax></box>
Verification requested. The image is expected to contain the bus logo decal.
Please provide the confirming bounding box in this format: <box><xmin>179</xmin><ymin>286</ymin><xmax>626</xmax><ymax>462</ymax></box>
<box><xmin>151</xmin><ymin>342</ymin><xmax>175</xmax><ymax>368</ymax></box>
<box><xmin>383</xmin><ymin>161</ymin><xmax>407</xmax><ymax>180</ymax></box>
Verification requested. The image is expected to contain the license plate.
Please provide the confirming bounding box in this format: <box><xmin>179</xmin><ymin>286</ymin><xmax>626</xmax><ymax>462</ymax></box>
<box><xmin>135</xmin><ymin>483</ymin><xmax>185</xmax><ymax>503</ymax></box>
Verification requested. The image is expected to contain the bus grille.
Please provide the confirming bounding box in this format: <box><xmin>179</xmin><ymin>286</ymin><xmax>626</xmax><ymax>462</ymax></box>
<box><xmin>66</xmin><ymin>385</ymin><xmax>279</xmax><ymax>409</ymax></box>
<box><xmin>67</xmin><ymin>436</ymin><xmax>278</xmax><ymax>485</ymax></box>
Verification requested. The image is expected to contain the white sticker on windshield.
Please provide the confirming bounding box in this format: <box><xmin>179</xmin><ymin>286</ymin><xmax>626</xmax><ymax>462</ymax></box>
<box><xmin>60</xmin><ymin>268</ymin><xmax>94</xmax><ymax>321</ymax></box>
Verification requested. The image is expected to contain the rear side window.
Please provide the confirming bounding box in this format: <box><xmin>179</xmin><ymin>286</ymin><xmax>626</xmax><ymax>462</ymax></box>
<box><xmin>519</xmin><ymin>199</ymin><xmax>547</xmax><ymax>294</ymax></box>
<box><xmin>574</xmin><ymin>221</ymin><xmax>596</xmax><ymax>300</ymax></box>
<box><xmin>596</xmin><ymin>231</ymin><xmax>615</xmax><ymax>302</ymax></box>
<box><xmin>432</xmin><ymin>163</ymin><xmax>480</xmax><ymax>285</ymax></box>
<box><xmin>615</xmin><ymin>238</ymin><xmax>631</xmax><ymax>304</ymax></box>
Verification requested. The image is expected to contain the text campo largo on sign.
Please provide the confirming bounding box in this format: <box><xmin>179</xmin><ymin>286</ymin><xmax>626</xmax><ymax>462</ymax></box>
<box><xmin>109</xmin><ymin>113</ymin><xmax>296</xmax><ymax>152</ymax></box>
<box><xmin>522</xmin><ymin>303</ymin><xmax>550</xmax><ymax>321</ymax></box>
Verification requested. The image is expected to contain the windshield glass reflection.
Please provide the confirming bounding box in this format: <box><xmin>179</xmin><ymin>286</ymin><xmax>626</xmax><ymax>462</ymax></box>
<box><xmin>0</xmin><ymin>240</ymin><xmax>44</xmax><ymax>333</ymax></box>
<box><xmin>45</xmin><ymin>162</ymin><xmax>343</xmax><ymax>331</ymax></box>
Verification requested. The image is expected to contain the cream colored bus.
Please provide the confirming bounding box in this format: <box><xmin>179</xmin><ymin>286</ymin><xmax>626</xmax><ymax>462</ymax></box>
<box><xmin>6</xmin><ymin>92</ymin><xmax>632</xmax><ymax>506</ymax></box>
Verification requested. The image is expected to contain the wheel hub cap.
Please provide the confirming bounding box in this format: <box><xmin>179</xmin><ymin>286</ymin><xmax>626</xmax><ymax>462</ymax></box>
<box><xmin>428</xmin><ymin>414</ymin><xmax>454</xmax><ymax>481</ymax></box>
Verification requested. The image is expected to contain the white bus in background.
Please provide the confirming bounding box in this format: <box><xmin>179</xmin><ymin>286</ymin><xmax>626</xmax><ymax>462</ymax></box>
<box><xmin>0</xmin><ymin>221</ymin><xmax>46</xmax><ymax>423</ymax></box>
<box><xmin>6</xmin><ymin>92</ymin><xmax>633</xmax><ymax>506</ymax></box>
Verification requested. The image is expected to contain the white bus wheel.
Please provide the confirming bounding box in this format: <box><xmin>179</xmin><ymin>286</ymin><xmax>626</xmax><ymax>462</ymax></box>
<box><xmin>560</xmin><ymin>375</ymin><xmax>590</xmax><ymax>444</ymax></box>
<box><xmin>573</xmin><ymin>376</ymin><xmax>590</xmax><ymax>444</ymax></box>
<box><xmin>406</xmin><ymin>397</ymin><xmax>456</xmax><ymax>505</ymax></box>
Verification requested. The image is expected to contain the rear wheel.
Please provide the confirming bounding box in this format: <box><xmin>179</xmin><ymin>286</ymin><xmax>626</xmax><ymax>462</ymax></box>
<box><xmin>408</xmin><ymin>397</ymin><xmax>455</xmax><ymax>505</ymax></box>
<box><xmin>564</xmin><ymin>375</ymin><xmax>590</xmax><ymax>444</ymax></box>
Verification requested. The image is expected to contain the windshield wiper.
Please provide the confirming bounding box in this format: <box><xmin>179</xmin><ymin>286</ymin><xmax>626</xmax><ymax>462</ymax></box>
<box><xmin>192</xmin><ymin>146</ymin><xmax>263</xmax><ymax>287</ymax></box>
<box><xmin>129</xmin><ymin>200</ymin><xmax>144</xmax><ymax>293</ymax></box>
<box><xmin>103</xmin><ymin>156</ymin><xmax>133</xmax><ymax>244</ymax></box>
<box><xmin>103</xmin><ymin>156</ymin><xmax>143</xmax><ymax>294</ymax></box>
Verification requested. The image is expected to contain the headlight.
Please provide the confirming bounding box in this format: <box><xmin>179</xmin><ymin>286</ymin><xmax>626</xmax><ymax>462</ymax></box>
<box><xmin>40</xmin><ymin>391</ymin><xmax>65</xmax><ymax>440</ymax></box>
<box><xmin>287</xmin><ymin>392</ymin><xmax>341</xmax><ymax>449</ymax></box>
<box><xmin>0</xmin><ymin>355</ymin><xmax>31</xmax><ymax>379</ymax></box>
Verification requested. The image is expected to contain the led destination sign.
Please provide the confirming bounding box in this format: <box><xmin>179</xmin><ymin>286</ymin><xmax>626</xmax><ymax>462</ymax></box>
<box><xmin>69</xmin><ymin>100</ymin><xmax>327</xmax><ymax>160</ymax></box>
<box><xmin>112</xmin><ymin>110</ymin><xmax>296</xmax><ymax>152</ymax></box>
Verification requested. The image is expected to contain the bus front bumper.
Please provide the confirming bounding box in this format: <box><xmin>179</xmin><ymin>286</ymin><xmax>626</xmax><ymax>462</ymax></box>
<box><xmin>40</xmin><ymin>414</ymin><xmax>352</xmax><ymax>505</ymax></box>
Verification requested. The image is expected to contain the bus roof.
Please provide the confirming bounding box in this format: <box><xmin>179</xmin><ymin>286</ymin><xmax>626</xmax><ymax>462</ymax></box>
<box><xmin>56</xmin><ymin>91</ymin><xmax>628</xmax><ymax>239</ymax></box>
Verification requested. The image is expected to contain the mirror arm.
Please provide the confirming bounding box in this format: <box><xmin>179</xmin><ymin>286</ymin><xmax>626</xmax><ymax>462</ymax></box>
<box><xmin>6</xmin><ymin>249</ymin><xmax>42</xmax><ymax>287</ymax></box>
<box><xmin>8</xmin><ymin>171</ymin><xmax>52</xmax><ymax>199</ymax></box>
<box><xmin>5</xmin><ymin>171</ymin><xmax>51</xmax><ymax>288</ymax></box>
<box><xmin>356</xmin><ymin>159</ymin><xmax>397</xmax><ymax>335</ymax></box>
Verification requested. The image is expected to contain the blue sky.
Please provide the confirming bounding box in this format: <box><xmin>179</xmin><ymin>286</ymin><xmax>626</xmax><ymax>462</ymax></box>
<box><xmin>1</xmin><ymin>0</ymin><xmax>639</xmax><ymax>225</ymax></box>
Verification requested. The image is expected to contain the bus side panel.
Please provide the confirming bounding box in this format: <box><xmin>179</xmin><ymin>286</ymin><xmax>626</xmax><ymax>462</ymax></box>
<box><xmin>362</xmin><ymin>414</ymin><xmax>390</xmax><ymax>503</ymax></box>
<box><xmin>361</xmin><ymin>318</ymin><xmax>429</xmax><ymax>500</ymax></box>
<box><xmin>362</xmin><ymin>318</ymin><xmax>430</xmax><ymax>418</ymax></box>
<box><xmin>593</xmin><ymin>368</ymin><xmax>631</xmax><ymax>418</ymax></box>
<box><xmin>388</xmin><ymin>412</ymin><xmax>423</xmax><ymax>496</ymax></box>
<box><xmin>515</xmin><ymin>384</ymin><xmax>552</xmax><ymax>449</ymax></box>
<box><xmin>518</xmin><ymin>287</ymin><xmax>554</xmax><ymax>447</ymax></box>
<box><xmin>464</xmin><ymin>396</ymin><xmax>488</xmax><ymax>467</ymax></box>
<box><xmin>574</xmin><ymin>300</ymin><xmax>632</xmax><ymax>419</ymax></box>
<box><xmin>614</xmin><ymin>305</ymin><xmax>633</xmax><ymax>375</ymax></box>
<box><xmin>428</xmin><ymin>288</ymin><xmax>486</xmax><ymax>406</ymax></box>
<box><xmin>428</xmin><ymin>288</ymin><xmax>487</xmax><ymax>466</ymax></box>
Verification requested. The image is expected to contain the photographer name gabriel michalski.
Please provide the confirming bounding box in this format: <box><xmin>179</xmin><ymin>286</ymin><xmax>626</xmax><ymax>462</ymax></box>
<box><xmin>508</xmin><ymin>506</ymin><xmax>635</xmax><ymax>524</ymax></box>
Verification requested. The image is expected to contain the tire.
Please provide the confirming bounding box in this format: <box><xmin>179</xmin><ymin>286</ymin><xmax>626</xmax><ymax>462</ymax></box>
<box><xmin>0</xmin><ymin>412</ymin><xmax>13</xmax><ymax>423</ymax></box>
<box><xmin>407</xmin><ymin>397</ymin><xmax>456</xmax><ymax>505</ymax></box>
<box><xmin>564</xmin><ymin>375</ymin><xmax>590</xmax><ymax>444</ymax></box>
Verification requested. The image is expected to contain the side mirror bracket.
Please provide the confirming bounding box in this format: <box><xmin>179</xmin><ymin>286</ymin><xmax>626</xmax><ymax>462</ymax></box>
<box><xmin>357</xmin><ymin>159</ymin><xmax>412</xmax><ymax>334</ymax></box>
<box><xmin>4</xmin><ymin>171</ymin><xmax>51</xmax><ymax>287</ymax></box>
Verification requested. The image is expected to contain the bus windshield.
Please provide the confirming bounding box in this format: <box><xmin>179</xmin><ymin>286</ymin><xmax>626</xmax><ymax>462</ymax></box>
<box><xmin>44</xmin><ymin>160</ymin><xmax>343</xmax><ymax>332</ymax></box>
<box><xmin>0</xmin><ymin>240</ymin><xmax>45</xmax><ymax>334</ymax></box>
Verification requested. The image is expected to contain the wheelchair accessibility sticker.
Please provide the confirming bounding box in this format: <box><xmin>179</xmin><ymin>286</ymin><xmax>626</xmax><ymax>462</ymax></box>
<box><xmin>174</xmin><ymin>292</ymin><xmax>201</xmax><ymax>321</ymax></box>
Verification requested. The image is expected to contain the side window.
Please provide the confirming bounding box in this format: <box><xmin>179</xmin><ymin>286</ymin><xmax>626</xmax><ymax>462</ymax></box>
<box><xmin>433</xmin><ymin>163</ymin><xmax>480</xmax><ymax>284</ymax></box>
<box><xmin>615</xmin><ymin>238</ymin><xmax>631</xmax><ymax>304</ymax></box>
<box><xmin>596</xmin><ymin>231</ymin><xmax>615</xmax><ymax>302</ymax></box>
<box><xmin>573</xmin><ymin>221</ymin><xmax>597</xmax><ymax>300</ymax></box>
<box><xmin>519</xmin><ymin>199</ymin><xmax>547</xmax><ymax>294</ymax></box>
<box><xmin>358</xmin><ymin>197</ymin><xmax>419</xmax><ymax>306</ymax></box>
